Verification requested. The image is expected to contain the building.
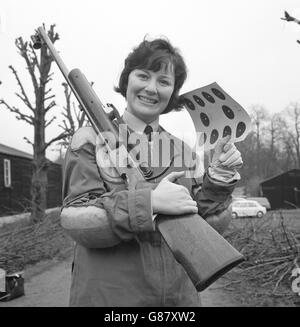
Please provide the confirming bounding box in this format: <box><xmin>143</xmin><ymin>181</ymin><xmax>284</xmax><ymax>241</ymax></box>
<box><xmin>259</xmin><ymin>169</ymin><xmax>300</xmax><ymax>209</ymax></box>
<box><xmin>0</xmin><ymin>143</ymin><xmax>62</xmax><ymax>216</ymax></box>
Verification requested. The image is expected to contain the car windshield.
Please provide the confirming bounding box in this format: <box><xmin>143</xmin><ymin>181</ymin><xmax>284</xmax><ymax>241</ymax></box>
<box><xmin>234</xmin><ymin>201</ymin><xmax>260</xmax><ymax>207</ymax></box>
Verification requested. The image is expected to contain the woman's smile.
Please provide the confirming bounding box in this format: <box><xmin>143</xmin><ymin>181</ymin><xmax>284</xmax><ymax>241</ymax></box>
<box><xmin>137</xmin><ymin>95</ymin><xmax>159</xmax><ymax>105</ymax></box>
<box><xmin>126</xmin><ymin>66</ymin><xmax>175</xmax><ymax>123</ymax></box>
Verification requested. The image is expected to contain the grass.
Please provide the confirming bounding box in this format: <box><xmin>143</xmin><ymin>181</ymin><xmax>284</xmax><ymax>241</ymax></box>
<box><xmin>0</xmin><ymin>207</ymin><xmax>299</xmax><ymax>306</ymax></box>
<box><xmin>0</xmin><ymin>208</ymin><xmax>74</xmax><ymax>274</ymax></box>
<box><xmin>222</xmin><ymin>210</ymin><xmax>300</xmax><ymax>307</ymax></box>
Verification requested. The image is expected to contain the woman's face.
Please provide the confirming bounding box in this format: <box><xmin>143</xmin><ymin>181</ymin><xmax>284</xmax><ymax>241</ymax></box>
<box><xmin>126</xmin><ymin>64</ymin><xmax>175</xmax><ymax>123</ymax></box>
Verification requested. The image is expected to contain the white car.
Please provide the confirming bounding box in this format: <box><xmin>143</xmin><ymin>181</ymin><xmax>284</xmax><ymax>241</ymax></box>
<box><xmin>231</xmin><ymin>200</ymin><xmax>267</xmax><ymax>218</ymax></box>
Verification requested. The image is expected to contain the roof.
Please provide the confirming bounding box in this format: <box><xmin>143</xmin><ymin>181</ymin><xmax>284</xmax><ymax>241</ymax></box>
<box><xmin>0</xmin><ymin>143</ymin><xmax>61</xmax><ymax>165</ymax></box>
<box><xmin>260</xmin><ymin>169</ymin><xmax>300</xmax><ymax>185</ymax></box>
<box><xmin>0</xmin><ymin>143</ymin><xmax>33</xmax><ymax>160</ymax></box>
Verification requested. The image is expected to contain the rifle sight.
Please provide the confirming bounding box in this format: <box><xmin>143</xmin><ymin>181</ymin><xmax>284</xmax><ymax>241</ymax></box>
<box><xmin>31</xmin><ymin>34</ymin><xmax>42</xmax><ymax>50</ymax></box>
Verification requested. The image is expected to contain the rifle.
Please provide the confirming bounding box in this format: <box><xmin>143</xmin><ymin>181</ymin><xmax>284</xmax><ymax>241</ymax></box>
<box><xmin>32</xmin><ymin>26</ymin><xmax>244</xmax><ymax>291</ymax></box>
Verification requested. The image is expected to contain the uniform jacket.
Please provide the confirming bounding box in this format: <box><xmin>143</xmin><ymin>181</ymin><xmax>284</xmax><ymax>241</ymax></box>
<box><xmin>61</xmin><ymin>123</ymin><xmax>236</xmax><ymax>307</ymax></box>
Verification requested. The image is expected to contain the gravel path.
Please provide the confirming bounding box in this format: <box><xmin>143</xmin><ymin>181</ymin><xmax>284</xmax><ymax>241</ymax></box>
<box><xmin>0</xmin><ymin>256</ymin><xmax>237</xmax><ymax>307</ymax></box>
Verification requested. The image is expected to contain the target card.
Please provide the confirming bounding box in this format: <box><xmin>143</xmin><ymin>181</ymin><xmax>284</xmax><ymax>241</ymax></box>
<box><xmin>181</xmin><ymin>82</ymin><xmax>251</xmax><ymax>151</ymax></box>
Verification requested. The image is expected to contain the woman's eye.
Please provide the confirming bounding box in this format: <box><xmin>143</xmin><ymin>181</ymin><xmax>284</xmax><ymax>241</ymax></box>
<box><xmin>160</xmin><ymin>80</ymin><xmax>170</xmax><ymax>86</ymax></box>
<box><xmin>138</xmin><ymin>74</ymin><xmax>148</xmax><ymax>80</ymax></box>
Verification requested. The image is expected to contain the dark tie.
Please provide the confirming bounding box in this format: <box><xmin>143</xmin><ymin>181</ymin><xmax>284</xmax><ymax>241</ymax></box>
<box><xmin>140</xmin><ymin>125</ymin><xmax>153</xmax><ymax>177</ymax></box>
<box><xmin>143</xmin><ymin>125</ymin><xmax>153</xmax><ymax>142</ymax></box>
<box><xmin>144</xmin><ymin>125</ymin><xmax>153</xmax><ymax>164</ymax></box>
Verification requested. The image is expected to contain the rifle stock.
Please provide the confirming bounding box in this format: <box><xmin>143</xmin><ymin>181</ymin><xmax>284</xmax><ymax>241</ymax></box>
<box><xmin>157</xmin><ymin>214</ymin><xmax>244</xmax><ymax>291</ymax></box>
<box><xmin>34</xmin><ymin>26</ymin><xmax>245</xmax><ymax>292</ymax></box>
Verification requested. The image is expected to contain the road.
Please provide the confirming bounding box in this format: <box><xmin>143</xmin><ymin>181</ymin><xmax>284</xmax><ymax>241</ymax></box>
<box><xmin>0</xmin><ymin>256</ymin><xmax>236</xmax><ymax>307</ymax></box>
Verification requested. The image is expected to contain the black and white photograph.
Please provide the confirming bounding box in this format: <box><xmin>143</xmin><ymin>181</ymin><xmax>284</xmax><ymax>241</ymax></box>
<box><xmin>0</xmin><ymin>0</ymin><xmax>299</xmax><ymax>312</ymax></box>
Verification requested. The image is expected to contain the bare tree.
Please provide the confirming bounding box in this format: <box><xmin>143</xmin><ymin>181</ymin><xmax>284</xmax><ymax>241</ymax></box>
<box><xmin>249</xmin><ymin>105</ymin><xmax>269</xmax><ymax>177</ymax></box>
<box><xmin>281</xmin><ymin>11</ymin><xmax>300</xmax><ymax>43</ymax></box>
<box><xmin>237</xmin><ymin>102</ymin><xmax>300</xmax><ymax>190</ymax></box>
<box><xmin>262</xmin><ymin>113</ymin><xmax>285</xmax><ymax>176</ymax></box>
<box><xmin>0</xmin><ymin>25</ymin><xmax>71</xmax><ymax>222</ymax></box>
<box><xmin>285</xmin><ymin>102</ymin><xmax>300</xmax><ymax>167</ymax></box>
<box><xmin>267</xmin><ymin>110</ymin><xmax>298</xmax><ymax>171</ymax></box>
<box><xmin>51</xmin><ymin>82</ymin><xmax>90</xmax><ymax>164</ymax></box>
<box><xmin>282</xmin><ymin>137</ymin><xmax>297</xmax><ymax>169</ymax></box>
<box><xmin>59</xmin><ymin>82</ymin><xmax>89</xmax><ymax>146</ymax></box>
<box><xmin>268</xmin><ymin>114</ymin><xmax>277</xmax><ymax>158</ymax></box>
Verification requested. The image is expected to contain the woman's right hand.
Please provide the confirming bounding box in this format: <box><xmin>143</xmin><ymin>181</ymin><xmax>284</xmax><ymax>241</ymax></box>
<box><xmin>152</xmin><ymin>171</ymin><xmax>198</xmax><ymax>215</ymax></box>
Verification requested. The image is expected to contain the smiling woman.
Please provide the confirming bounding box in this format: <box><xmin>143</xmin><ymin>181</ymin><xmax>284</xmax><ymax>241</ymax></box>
<box><xmin>61</xmin><ymin>36</ymin><xmax>243</xmax><ymax>307</ymax></box>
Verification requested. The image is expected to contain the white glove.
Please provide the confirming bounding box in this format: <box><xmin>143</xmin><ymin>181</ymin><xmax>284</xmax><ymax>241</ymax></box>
<box><xmin>209</xmin><ymin>135</ymin><xmax>243</xmax><ymax>183</ymax></box>
<box><xmin>211</xmin><ymin>135</ymin><xmax>243</xmax><ymax>169</ymax></box>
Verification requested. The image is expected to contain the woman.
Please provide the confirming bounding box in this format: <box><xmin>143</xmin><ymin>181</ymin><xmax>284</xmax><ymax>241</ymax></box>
<box><xmin>60</xmin><ymin>37</ymin><xmax>243</xmax><ymax>306</ymax></box>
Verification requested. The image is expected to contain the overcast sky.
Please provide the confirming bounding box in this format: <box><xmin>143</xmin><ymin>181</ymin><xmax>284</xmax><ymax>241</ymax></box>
<box><xmin>1</xmin><ymin>0</ymin><xmax>300</xmax><ymax>160</ymax></box>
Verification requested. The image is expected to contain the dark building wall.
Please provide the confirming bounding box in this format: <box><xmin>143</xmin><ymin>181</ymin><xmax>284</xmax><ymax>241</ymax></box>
<box><xmin>0</xmin><ymin>153</ymin><xmax>32</xmax><ymax>215</ymax></box>
<box><xmin>46</xmin><ymin>163</ymin><xmax>63</xmax><ymax>209</ymax></box>
<box><xmin>260</xmin><ymin>169</ymin><xmax>300</xmax><ymax>209</ymax></box>
<box><xmin>0</xmin><ymin>154</ymin><xmax>62</xmax><ymax>216</ymax></box>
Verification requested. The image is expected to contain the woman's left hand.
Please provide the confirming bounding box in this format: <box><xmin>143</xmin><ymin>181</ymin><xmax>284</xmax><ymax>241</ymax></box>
<box><xmin>211</xmin><ymin>135</ymin><xmax>243</xmax><ymax>169</ymax></box>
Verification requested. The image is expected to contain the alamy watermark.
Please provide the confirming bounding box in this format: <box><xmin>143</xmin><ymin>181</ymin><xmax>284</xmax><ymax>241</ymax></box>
<box><xmin>95</xmin><ymin>124</ymin><xmax>205</xmax><ymax>179</ymax></box>
<box><xmin>291</xmin><ymin>267</ymin><xmax>300</xmax><ymax>296</ymax></box>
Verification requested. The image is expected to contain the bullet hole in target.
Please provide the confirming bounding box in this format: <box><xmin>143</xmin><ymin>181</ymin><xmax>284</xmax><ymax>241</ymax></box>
<box><xmin>223</xmin><ymin>126</ymin><xmax>232</xmax><ymax>137</ymax></box>
<box><xmin>236</xmin><ymin>121</ymin><xmax>246</xmax><ymax>138</ymax></box>
<box><xmin>202</xmin><ymin>92</ymin><xmax>215</xmax><ymax>103</ymax></box>
<box><xmin>222</xmin><ymin>105</ymin><xmax>235</xmax><ymax>119</ymax></box>
<box><xmin>211</xmin><ymin>88</ymin><xmax>226</xmax><ymax>100</ymax></box>
<box><xmin>193</xmin><ymin>95</ymin><xmax>205</xmax><ymax>107</ymax></box>
<box><xmin>200</xmin><ymin>112</ymin><xmax>210</xmax><ymax>127</ymax></box>
<box><xmin>210</xmin><ymin>129</ymin><xmax>219</xmax><ymax>144</ymax></box>
<box><xmin>183</xmin><ymin>98</ymin><xmax>195</xmax><ymax>110</ymax></box>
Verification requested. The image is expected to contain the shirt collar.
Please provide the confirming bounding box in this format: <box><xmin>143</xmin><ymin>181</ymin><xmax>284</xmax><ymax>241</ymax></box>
<box><xmin>122</xmin><ymin>110</ymin><xmax>159</xmax><ymax>134</ymax></box>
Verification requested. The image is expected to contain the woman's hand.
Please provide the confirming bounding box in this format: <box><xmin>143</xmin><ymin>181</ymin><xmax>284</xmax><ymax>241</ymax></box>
<box><xmin>152</xmin><ymin>171</ymin><xmax>198</xmax><ymax>215</ymax></box>
<box><xmin>212</xmin><ymin>135</ymin><xmax>243</xmax><ymax>169</ymax></box>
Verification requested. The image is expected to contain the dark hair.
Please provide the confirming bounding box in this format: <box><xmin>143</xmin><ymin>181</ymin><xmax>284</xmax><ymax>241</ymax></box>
<box><xmin>114</xmin><ymin>37</ymin><xmax>187</xmax><ymax>114</ymax></box>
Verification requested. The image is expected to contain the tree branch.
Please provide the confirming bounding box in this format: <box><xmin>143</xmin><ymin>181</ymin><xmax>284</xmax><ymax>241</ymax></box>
<box><xmin>8</xmin><ymin>65</ymin><xmax>34</xmax><ymax>111</ymax></box>
<box><xmin>45</xmin><ymin>100</ymin><xmax>56</xmax><ymax>113</ymax></box>
<box><xmin>281</xmin><ymin>11</ymin><xmax>300</xmax><ymax>24</ymax></box>
<box><xmin>78</xmin><ymin>110</ymin><xmax>88</xmax><ymax>127</ymax></box>
<box><xmin>0</xmin><ymin>99</ymin><xmax>34</xmax><ymax>125</ymax></box>
<box><xmin>62</xmin><ymin>82</ymin><xmax>75</xmax><ymax>132</ymax></box>
<box><xmin>58</xmin><ymin>119</ymin><xmax>72</xmax><ymax>132</ymax></box>
<box><xmin>45</xmin><ymin>88</ymin><xmax>52</xmax><ymax>96</ymax></box>
<box><xmin>23</xmin><ymin>136</ymin><xmax>34</xmax><ymax>146</ymax></box>
<box><xmin>44</xmin><ymin>94</ymin><xmax>55</xmax><ymax>102</ymax></box>
<box><xmin>29</xmin><ymin>42</ymin><xmax>41</xmax><ymax>73</ymax></box>
<box><xmin>45</xmin><ymin>72</ymin><xmax>54</xmax><ymax>82</ymax></box>
<box><xmin>281</xmin><ymin>11</ymin><xmax>300</xmax><ymax>43</ymax></box>
<box><xmin>15</xmin><ymin>37</ymin><xmax>39</xmax><ymax>94</ymax></box>
<box><xmin>44</xmin><ymin>132</ymin><xmax>72</xmax><ymax>151</ymax></box>
<box><xmin>45</xmin><ymin>116</ymin><xmax>56</xmax><ymax>128</ymax></box>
